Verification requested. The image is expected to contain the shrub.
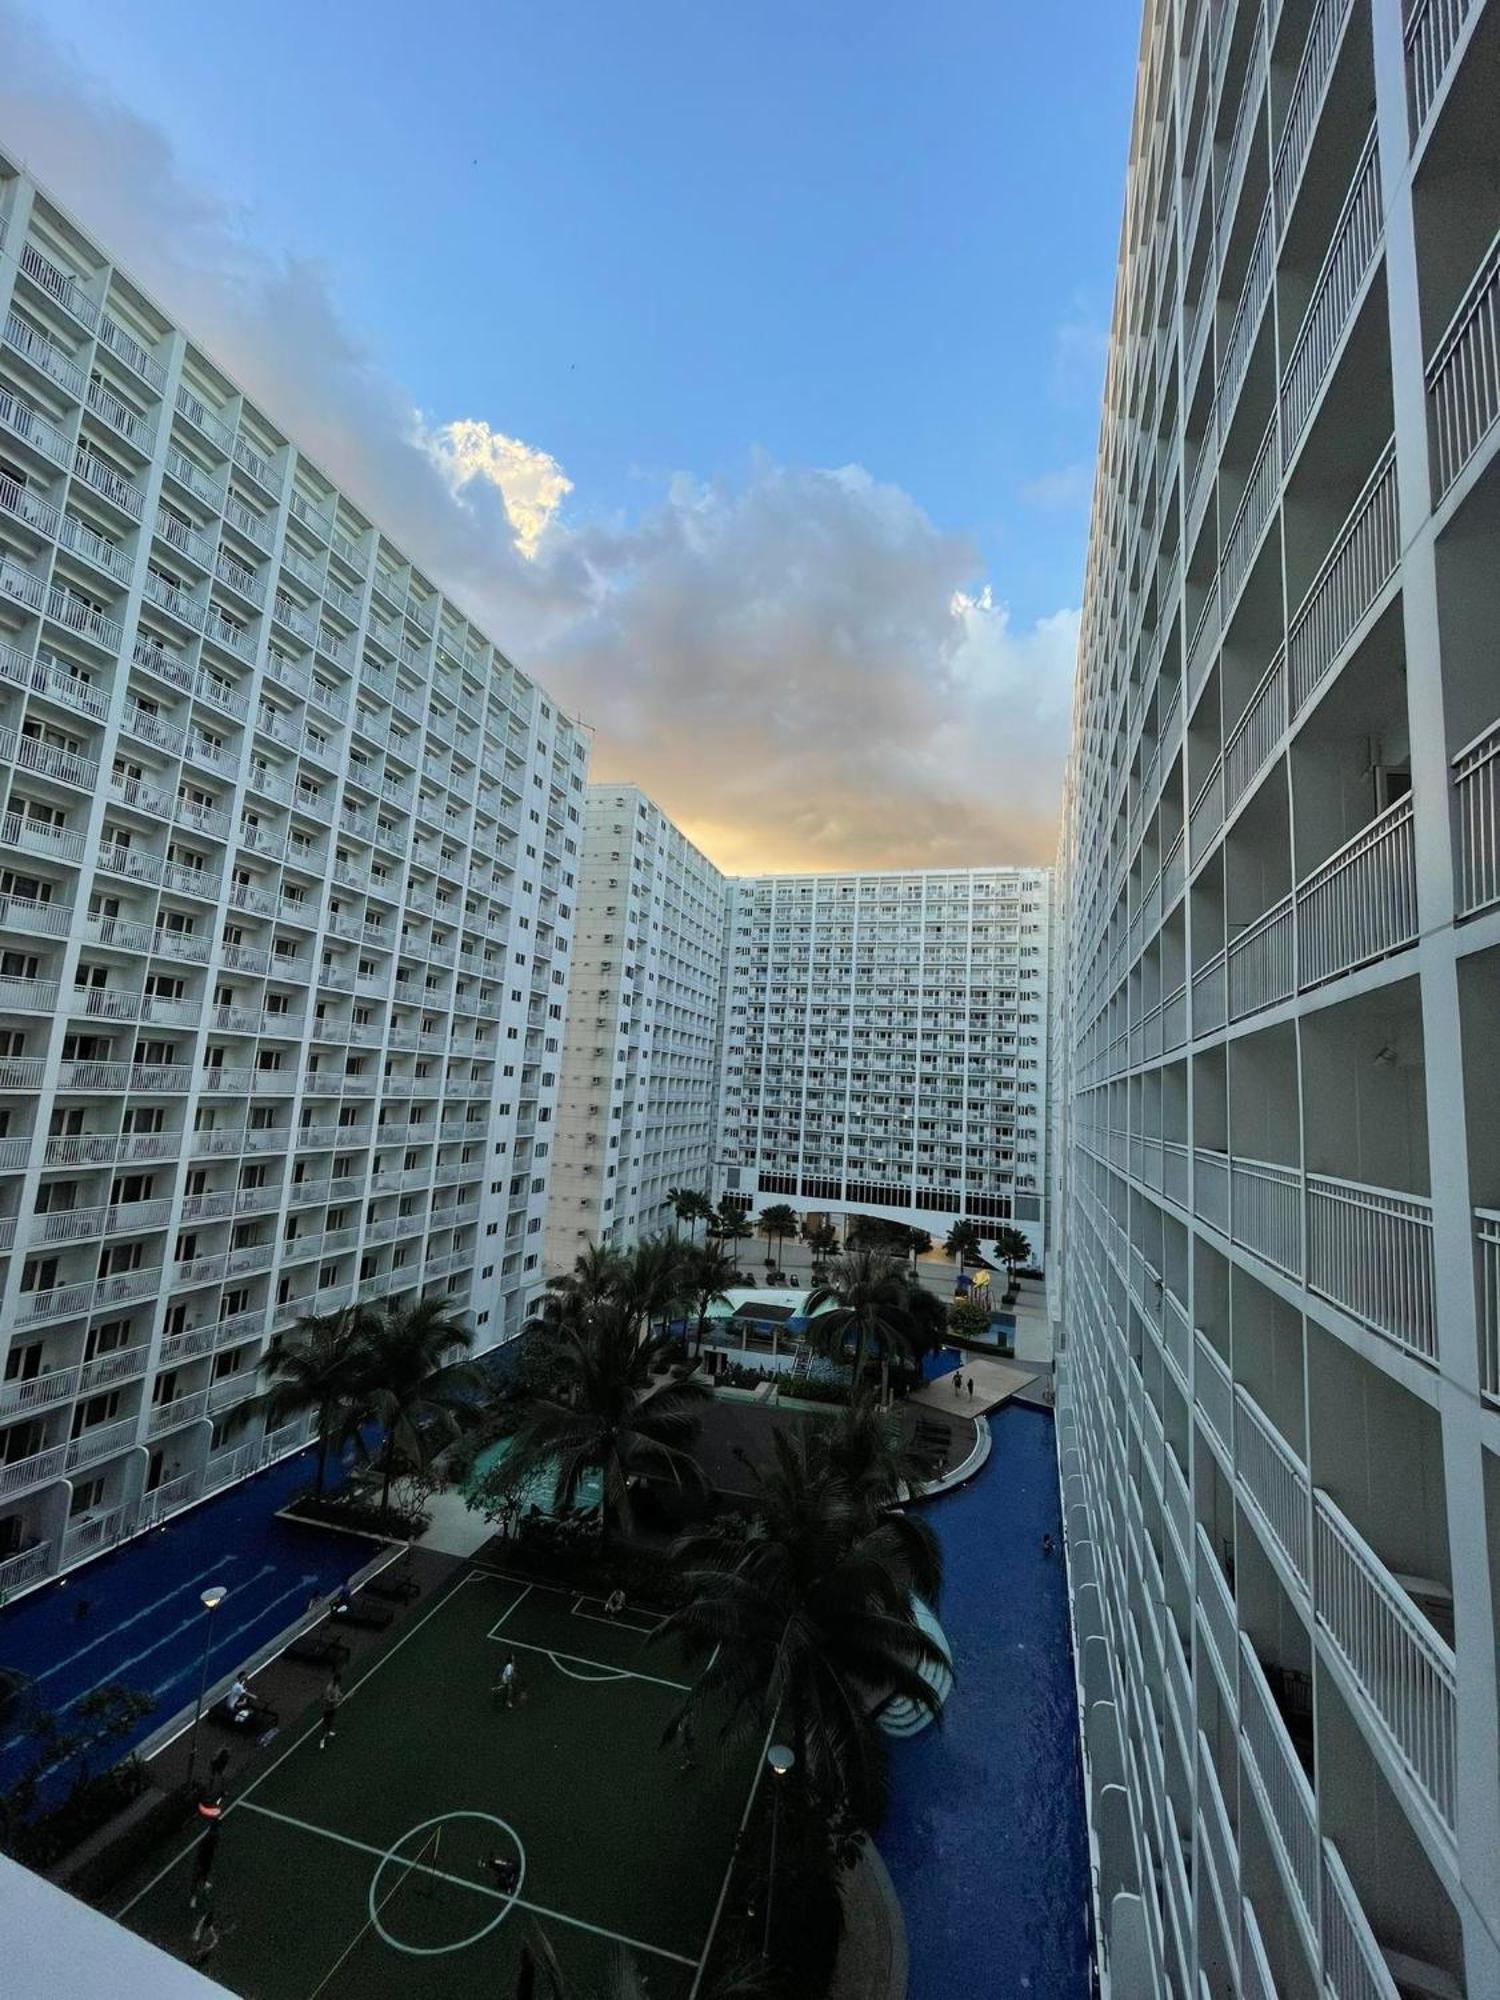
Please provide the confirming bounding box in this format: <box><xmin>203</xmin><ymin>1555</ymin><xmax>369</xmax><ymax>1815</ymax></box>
<box><xmin>15</xmin><ymin>1757</ymin><xmax>150</xmax><ymax>1870</ymax></box>
<box><xmin>947</xmin><ymin>1296</ymin><xmax>994</xmax><ymax>1340</ymax></box>
<box><xmin>285</xmin><ymin>1490</ymin><xmax>428</xmax><ymax>1540</ymax></box>
<box><xmin>69</xmin><ymin>1782</ymin><xmax>199</xmax><ymax>1902</ymax></box>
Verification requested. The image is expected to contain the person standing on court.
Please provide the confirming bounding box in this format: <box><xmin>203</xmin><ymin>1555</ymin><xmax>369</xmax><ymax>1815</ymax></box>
<box><xmin>495</xmin><ymin>1651</ymin><xmax>518</xmax><ymax>1710</ymax></box>
<box><xmin>318</xmin><ymin>1670</ymin><xmax>343</xmax><ymax>1749</ymax></box>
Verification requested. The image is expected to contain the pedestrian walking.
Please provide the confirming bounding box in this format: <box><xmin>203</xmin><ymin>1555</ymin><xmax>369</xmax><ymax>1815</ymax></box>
<box><xmin>189</xmin><ymin>1821</ymin><xmax>220</xmax><ymax>1911</ymax></box>
<box><xmin>486</xmin><ymin>1852</ymin><xmax>521</xmax><ymax>1894</ymax></box>
<box><xmin>952</xmin><ymin>1369</ymin><xmax>962</xmax><ymax>1397</ymax></box>
<box><xmin>318</xmin><ymin>1671</ymin><xmax>343</xmax><ymax>1750</ymax></box>
<box><xmin>967</xmin><ymin>1375</ymin><xmax>976</xmax><ymax>1399</ymax></box>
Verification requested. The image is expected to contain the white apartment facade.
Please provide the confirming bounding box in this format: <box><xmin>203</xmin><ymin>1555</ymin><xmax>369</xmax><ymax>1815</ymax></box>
<box><xmin>1055</xmin><ymin>2</ymin><xmax>1500</xmax><ymax>1998</ymax></box>
<box><xmin>0</xmin><ymin>157</ymin><xmax>588</xmax><ymax>1600</ymax></box>
<box><xmin>718</xmin><ymin>868</ymin><xmax>1052</xmax><ymax>1260</ymax></box>
<box><xmin>546</xmin><ymin>785</ymin><xmax>726</xmax><ymax>1264</ymax></box>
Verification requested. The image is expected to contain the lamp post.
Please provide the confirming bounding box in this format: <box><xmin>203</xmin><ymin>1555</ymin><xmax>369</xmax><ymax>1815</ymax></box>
<box><xmin>184</xmin><ymin>1584</ymin><xmax>227</xmax><ymax>1789</ymax></box>
<box><xmin>763</xmin><ymin>1741</ymin><xmax>795</xmax><ymax>1961</ymax></box>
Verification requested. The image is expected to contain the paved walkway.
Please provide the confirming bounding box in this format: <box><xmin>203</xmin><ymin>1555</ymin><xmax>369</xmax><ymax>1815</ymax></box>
<box><xmin>910</xmin><ymin>1354</ymin><xmax>1037</xmax><ymax>1417</ymax></box>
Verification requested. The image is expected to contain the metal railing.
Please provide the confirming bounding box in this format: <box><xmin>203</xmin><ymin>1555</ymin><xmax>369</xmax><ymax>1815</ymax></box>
<box><xmin>1239</xmin><ymin>1634</ymin><xmax>1318</xmax><ymax>1929</ymax></box>
<box><xmin>1235</xmin><ymin>1386</ymin><xmax>1310</xmax><ymax>1586</ymax></box>
<box><xmin>1231</xmin><ymin>1155</ymin><xmax>1303</xmax><ymax>1275</ymax></box>
<box><xmin>1314</xmin><ymin>1488</ymin><xmax>1456</xmax><ymax>1834</ymax></box>
<box><xmin>1224</xmin><ymin>647</ymin><xmax>1286</xmax><ymax>817</ymax></box>
<box><xmin>1195</xmin><ymin>1521</ymin><xmax>1238</xmax><ymax>1698</ymax></box>
<box><xmin>1287</xmin><ymin>440</ymin><xmax>1399</xmax><ymax>715</ymax></box>
<box><xmin>1306</xmin><ymin>1172</ymin><xmax>1436</xmax><ymax>1360</ymax></box>
<box><xmin>1452</xmin><ymin>712</ymin><xmax>1500</xmax><ymax>916</ymax></box>
<box><xmin>1227</xmin><ymin>895</ymin><xmax>1294</xmax><ymax>1020</ymax></box>
<box><xmin>1241</xmin><ymin>1897</ymin><xmax>1278</xmax><ymax>2000</ymax></box>
<box><xmin>1274</xmin><ymin>0</ymin><xmax>1354</xmax><ymax>224</ymax></box>
<box><xmin>1220</xmin><ymin>416</ymin><xmax>1279</xmax><ymax>613</ymax></box>
<box><xmin>1295</xmin><ymin>794</ymin><xmax>1417</xmax><ymax>988</ymax></box>
<box><xmin>1321</xmin><ymin>1838</ymin><xmax>1400</xmax><ymax>2000</ymax></box>
<box><xmin>1406</xmin><ymin>0</ymin><xmax>1478</xmax><ymax>138</ymax></box>
<box><xmin>1478</xmin><ymin>1207</ymin><xmax>1500</xmax><ymax>1404</ymax></box>
<box><xmin>1427</xmin><ymin>223</ymin><xmax>1500</xmax><ymax>500</ymax></box>
<box><xmin>1281</xmin><ymin>129</ymin><xmax>1381</xmax><ymax>449</ymax></box>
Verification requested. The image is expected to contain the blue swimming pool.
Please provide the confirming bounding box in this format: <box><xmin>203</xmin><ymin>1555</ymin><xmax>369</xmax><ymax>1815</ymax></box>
<box><xmin>883</xmin><ymin>1402</ymin><xmax>1093</xmax><ymax>1998</ymax></box>
<box><xmin>0</xmin><ymin>1448</ymin><xmax>371</xmax><ymax>1805</ymax></box>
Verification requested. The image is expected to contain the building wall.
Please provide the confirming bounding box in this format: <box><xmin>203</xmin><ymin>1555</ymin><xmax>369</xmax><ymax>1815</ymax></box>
<box><xmin>0</xmin><ymin>157</ymin><xmax>587</xmax><ymax>1595</ymax></box>
<box><xmin>546</xmin><ymin>784</ymin><xmax>727</xmax><ymax>1265</ymax></box>
<box><xmin>718</xmin><ymin>868</ymin><xmax>1052</xmax><ymax>1261</ymax></box>
<box><xmin>1056</xmin><ymin>2</ymin><xmax>1500</xmax><ymax>1996</ymax></box>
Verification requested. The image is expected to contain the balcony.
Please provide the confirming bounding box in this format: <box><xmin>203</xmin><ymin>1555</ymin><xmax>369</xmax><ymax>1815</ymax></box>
<box><xmin>72</xmin><ymin>447</ymin><xmax>145</xmax><ymax>520</ymax></box>
<box><xmin>80</xmin><ymin>1344</ymin><xmax>149</xmax><ymax>1391</ymax></box>
<box><xmin>1273</xmin><ymin>0</ymin><xmax>1354</xmax><ymax>225</ymax></box>
<box><xmin>1230</xmin><ymin>1156</ymin><xmax>1301</xmax><ymax>1274</ymax></box>
<box><xmin>1453</xmin><ymin>714</ymin><xmax>1500</xmax><ymax>917</ymax></box>
<box><xmin>1239</xmin><ymin>1634</ymin><xmax>1318</xmax><ymax>1935</ymax></box>
<box><xmin>1320</xmin><ymin>1838</ymin><xmax>1401</xmax><ymax>2000</ymax></box>
<box><xmin>0</xmin><ymin>1539</ymin><xmax>57</xmax><ymax>1597</ymax></box>
<box><xmin>1427</xmin><ymin>223</ymin><xmax>1500</xmax><ymax>501</ymax></box>
<box><xmin>0</xmin><ymin>384</ymin><xmax>70</xmax><ymax>468</ymax></box>
<box><xmin>0</xmin><ymin>1443</ymin><xmax>68</xmax><ymax>1497</ymax></box>
<box><xmin>65</xmin><ymin>1415</ymin><xmax>138</xmax><ymax>1471</ymax></box>
<box><xmin>1296</xmin><ymin>795</ymin><xmax>1417</xmax><ymax>989</ymax></box>
<box><xmin>1479</xmin><ymin>1208</ymin><xmax>1500</xmax><ymax>1404</ymax></box>
<box><xmin>1287</xmin><ymin>441</ymin><xmax>1399</xmax><ymax>717</ymax></box>
<box><xmin>148</xmin><ymin>1389</ymin><xmax>209</xmax><ymax>1436</ymax></box>
<box><xmin>1313</xmin><ymin>1488</ymin><xmax>1456</xmax><ymax>1838</ymax></box>
<box><xmin>1195</xmin><ymin>1520</ymin><xmax>1238</xmax><ymax>1701</ymax></box>
<box><xmin>0</xmin><ymin>1362</ymin><xmax>80</xmax><ymax>1417</ymax></box>
<box><xmin>1306</xmin><ymin>1172</ymin><xmax>1436</xmax><ymax>1361</ymax></box>
<box><xmin>1234</xmin><ymin>1388</ymin><xmax>1310</xmax><ymax>1589</ymax></box>
<box><xmin>1280</xmin><ymin>130</ymin><xmax>1382</xmax><ymax>452</ymax></box>
<box><xmin>1405</xmin><ymin>0</ymin><xmax>1480</xmax><ymax>137</ymax></box>
<box><xmin>3</xmin><ymin>310</ymin><xmax>86</xmax><ymax>399</ymax></box>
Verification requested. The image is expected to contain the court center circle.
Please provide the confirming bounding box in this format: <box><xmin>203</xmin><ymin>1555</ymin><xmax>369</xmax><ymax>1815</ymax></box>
<box><xmin>367</xmin><ymin>1809</ymin><xmax>526</xmax><ymax>1957</ymax></box>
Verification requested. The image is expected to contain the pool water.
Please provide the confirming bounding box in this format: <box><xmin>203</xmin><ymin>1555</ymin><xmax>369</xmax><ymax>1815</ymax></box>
<box><xmin>0</xmin><ymin>1447</ymin><xmax>372</xmax><ymax>1805</ymax></box>
<box><xmin>467</xmin><ymin>1435</ymin><xmax>603</xmax><ymax>1512</ymax></box>
<box><xmin>883</xmin><ymin>1403</ymin><xmax>1093</xmax><ymax>1998</ymax></box>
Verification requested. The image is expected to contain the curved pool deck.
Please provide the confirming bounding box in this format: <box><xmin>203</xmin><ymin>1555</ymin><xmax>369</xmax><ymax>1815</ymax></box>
<box><xmin>883</xmin><ymin>1401</ymin><xmax>1092</xmax><ymax>1998</ymax></box>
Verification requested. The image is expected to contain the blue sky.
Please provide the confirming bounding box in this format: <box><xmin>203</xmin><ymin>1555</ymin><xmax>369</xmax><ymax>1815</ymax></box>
<box><xmin>2</xmin><ymin>1</ymin><xmax>1138</xmax><ymax>869</ymax></box>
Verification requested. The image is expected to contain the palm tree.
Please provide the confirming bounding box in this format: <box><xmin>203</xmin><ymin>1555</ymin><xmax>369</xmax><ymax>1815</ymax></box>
<box><xmin>806</xmin><ymin>1248</ymin><xmax>920</xmax><ymax>1405</ymax></box>
<box><xmin>802</xmin><ymin>1221</ymin><xmax>839</xmax><ymax>1275</ymax></box>
<box><xmin>495</xmin><ymin>1306</ymin><xmax>710</xmax><ymax>1540</ymax></box>
<box><xmin>944</xmin><ymin>1219</ymin><xmax>982</xmax><ymax>1271</ymax></box>
<box><xmin>711</xmin><ymin>1201</ymin><xmax>754</xmax><ymax>1271</ymax></box>
<box><xmin>663</xmin><ymin>1187</ymin><xmax>714</xmax><ymax>1242</ymax></box>
<box><xmin>758</xmin><ymin>1203</ymin><xmax>799</xmax><ymax>1274</ymax></box>
<box><xmin>657</xmin><ymin>1427</ymin><xmax>946</xmax><ymax>1826</ymax></box>
<box><xmin>900</xmin><ymin>1273</ymin><xmax>948</xmax><ymax>1378</ymax></box>
<box><xmin>259</xmin><ymin>1308</ymin><xmax>367</xmax><ymax>1497</ymax></box>
<box><xmin>615</xmin><ymin>1235</ymin><xmax>691</xmax><ymax>1342</ymax></box>
<box><xmin>994</xmin><ymin>1225</ymin><xmax>1031</xmax><ymax>1282</ymax></box>
<box><xmin>820</xmin><ymin>1394</ymin><xmax>922</xmax><ymax>1527</ymax></box>
<box><xmin>350</xmin><ymin>1294</ymin><xmax>476</xmax><ymax>1517</ymax></box>
<box><xmin>684</xmin><ymin>1241</ymin><xmax>737</xmax><ymax>1357</ymax></box>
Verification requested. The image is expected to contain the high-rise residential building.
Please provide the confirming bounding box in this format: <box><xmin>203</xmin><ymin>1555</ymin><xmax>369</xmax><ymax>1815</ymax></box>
<box><xmin>718</xmin><ymin>868</ymin><xmax>1053</xmax><ymax>1258</ymax></box>
<box><xmin>0</xmin><ymin>157</ymin><xmax>588</xmax><ymax>1598</ymax></box>
<box><xmin>546</xmin><ymin>784</ymin><xmax>727</xmax><ymax>1264</ymax></box>
<box><xmin>1054</xmin><ymin>1</ymin><xmax>1500</xmax><ymax>1996</ymax></box>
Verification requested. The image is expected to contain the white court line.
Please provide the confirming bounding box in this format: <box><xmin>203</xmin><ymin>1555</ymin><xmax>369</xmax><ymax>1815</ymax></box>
<box><xmin>489</xmin><ymin>1582</ymin><xmax>533</xmax><ymax>1632</ymax></box>
<box><xmin>239</xmin><ymin>1800</ymin><xmax>698</xmax><ymax>1968</ymax></box>
<box><xmin>483</xmin><ymin>1630</ymin><xmax>690</xmax><ymax>1693</ymax></box>
<box><xmin>689</xmin><ymin>1715</ymin><xmax>777</xmax><ymax>2000</ymax></box>
<box><xmin>115</xmin><ymin>1568</ymin><xmax>477</xmax><ymax>1921</ymax></box>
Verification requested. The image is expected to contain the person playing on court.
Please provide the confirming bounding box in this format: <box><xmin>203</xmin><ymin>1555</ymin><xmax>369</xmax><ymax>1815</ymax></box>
<box><xmin>318</xmin><ymin>1670</ymin><xmax>343</xmax><ymax>1749</ymax></box>
<box><xmin>493</xmin><ymin>1651</ymin><xmax>518</xmax><ymax>1709</ymax></box>
<box><xmin>227</xmin><ymin>1675</ymin><xmax>250</xmax><ymax>1716</ymax></box>
<box><xmin>603</xmin><ymin>1588</ymin><xmax>626</xmax><ymax>1618</ymax></box>
<box><xmin>485</xmin><ymin>1852</ymin><xmax>521</xmax><ymax>1894</ymax></box>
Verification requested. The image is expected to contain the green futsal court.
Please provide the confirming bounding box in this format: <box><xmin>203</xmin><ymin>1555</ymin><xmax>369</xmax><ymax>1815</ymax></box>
<box><xmin>115</xmin><ymin>1565</ymin><xmax>765</xmax><ymax>1997</ymax></box>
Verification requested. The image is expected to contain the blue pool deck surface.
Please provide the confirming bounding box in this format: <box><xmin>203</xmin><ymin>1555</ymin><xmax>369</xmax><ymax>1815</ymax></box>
<box><xmin>0</xmin><ymin>1447</ymin><xmax>372</xmax><ymax>1805</ymax></box>
<box><xmin>883</xmin><ymin>1375</ymin><xmax>1093</xmax><ymax>1998</ymax></box>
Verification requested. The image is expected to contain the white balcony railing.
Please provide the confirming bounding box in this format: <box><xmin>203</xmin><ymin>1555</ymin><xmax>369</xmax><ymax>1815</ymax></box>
<box><xmin>1195</xmin><ymin>1521</ymin><xmax>1238</xmax><ymax>1700</ymax></box>
<box><xmin>1197</xmin><ymin>1733</ymin><xmax>1239</xmax><ymax>1951</ymax></box>
<box><xmin>1313</xmin><ymin>1489</ymin><xmax>1456</xmax><ymax>1836</ymax></box>
<box><xmin>1427</xmin><ymin>224</ymin><xmax>1500</xmax><ymax>501</ymax></box>
<box><xmin>1231</xmin><ymin>1155</ymin><xmax>1302</xmax><ymax>1275</ymax></box>
<box><xmin>1241</xmin><ymin>1897</ymin><xmax>1279</xmax><ymax>2000</ymax></box>
<box><xmin>1295</xmin><ymin>795</ymin><xmax>1417</xmax><ymax>988</ymax></box>
<box><xmin>1194</xmin><ymin>1146</ymin><xmax>1230</xmax><ymax>1234</ymax></box>
<box><xmin>1287</xmin><ymin>440</ymin><xmax>1399</xmax><ymax>716</ymax></box>
<box><xmin>1195</xmin><ymin>1331</ymin><xmax>1234</xmax><ymax>1459</ymax></box>
<box><xmin>1320</xmin><ymin>1838</ymin><xmax>1401</xmax><ymax>2000</ymax></box>
<box><xmin>1239</xmin><ymin>1634</ymin><xmax>1318</xmax><ymax>1930</ymax></box>
<box><xmin>1234</xmin><ymin>1387</ymin><xmax>1310</xmax><ymax>1587</ymax></box>
<box><xmin>1453</xmin><ymin>713</ymin><xmax>1500</xmax><ymax>918</ymax></box>
<box><xmin>1274</xmin><ymin>0</ymin><xmax>1354</xmax><ymax>224</ymax></box>
<box><xmin>1306</xmin><ymin>1173</ymin><xmax>1436</xmax><ymax>1360</ymax></box>
<box><xmin>1220</xmin><ymin>417</ymin><xmax>1279</xmax><ymax>613</ymax></box>
<box><xmin>1478</xmin><ymin>1207</ymin><xmax>1500</xmax><ymax>1405</ymax></box>
<box><xmin>65</xmin><ymin>1415</ymin><xmax>138</xmax><ymax>1470</ymax></box>
<box><xmin>1281</xmin><ymin>129</ymin><xmax>1381</xmax><ymax>450</ymax></box>
<box><xmin>1227</xmin><ymin>896</ymin><xmax>1294</xmax><ymax>1020</ymax></box>
<box><xmin>1224</xmin><ymin>647</ymin><xmax>1286</xmax><ymax>817</ymax></box>
<box><xmin>1406</xmin><ymin>0</ymin><xmax>1479</xmax><ymax>138</ymax></box>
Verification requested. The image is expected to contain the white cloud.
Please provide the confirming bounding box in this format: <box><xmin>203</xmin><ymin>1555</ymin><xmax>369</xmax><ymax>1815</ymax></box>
<box><xmin>424</xmin><ymin>419</ymin><xmax>573</xmax><ymax>558</ymax></box>
<box><xmin>1021</xmin><ymin>463</ymin><xmax>1094</xmax><ymax>511</ymax></box>
<box><xmin>0</xmin><ymin>4</ymin><xmax>1077</xmax><ymax>872</ymax></box>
